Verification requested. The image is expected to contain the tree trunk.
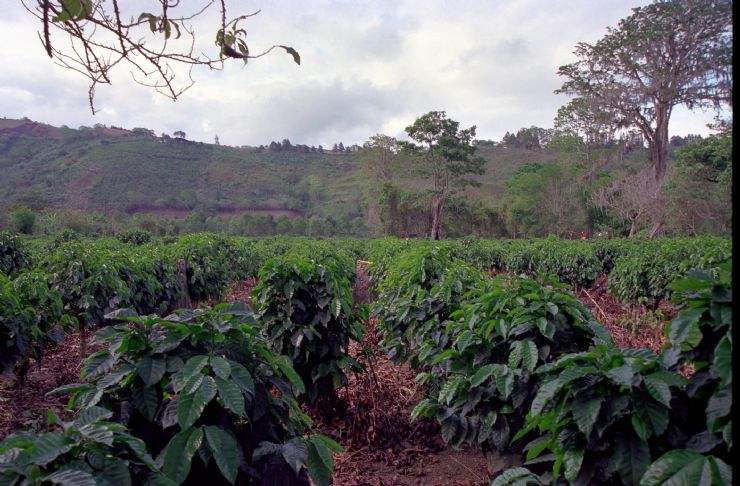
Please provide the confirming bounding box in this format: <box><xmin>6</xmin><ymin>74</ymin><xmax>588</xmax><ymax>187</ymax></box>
<box><xmin>648</xmin><ymin>220</ymin><xmax>665</xmax><ymax>239</ymax></box>
<box><xmin>629</xmin><ymin>217</ymin><xmax>639</xmax><ymax>237</ymax></box>
<box><xmin>651</xmin><ymin>106</ymin><xmax>670</xmax><ymax>181</ymax></box>
<box><xmin>430</xmin><ymin>192</ymin><xmax>446</xmax><ymax>240</ymax></box>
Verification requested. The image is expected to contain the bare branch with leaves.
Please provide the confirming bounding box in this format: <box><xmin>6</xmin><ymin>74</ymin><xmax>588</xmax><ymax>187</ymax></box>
<box><xmin>23</xmin><ymin>0</ymin><xmax>300</xmax><ymax>113</ymax></box>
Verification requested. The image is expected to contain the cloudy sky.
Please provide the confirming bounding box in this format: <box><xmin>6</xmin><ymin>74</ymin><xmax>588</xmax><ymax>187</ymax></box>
<box><xmin>0</xmin><ymin>1</ymin><xmax>723</xmax><ymax>147</ymax></box>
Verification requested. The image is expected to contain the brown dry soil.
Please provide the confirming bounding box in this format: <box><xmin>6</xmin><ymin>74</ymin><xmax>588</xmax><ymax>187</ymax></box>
<box><xmin>0</xmin><ymin>270</ymin><xmax>674</xmax><ymax>485</ymax></box>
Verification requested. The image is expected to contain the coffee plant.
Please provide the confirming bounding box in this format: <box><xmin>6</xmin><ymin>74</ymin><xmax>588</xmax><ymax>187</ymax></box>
<box><xmin>0</xmin><ymin>231</ymin><xmax>29</xmax><ymax>277</ymax></box>
<box><xmin>54</xmin><ymin>304</ymin><xmax>341</xmax><ymax>485</ymax></box>
<box><xmin>373</xmin><ymin>246</ymin><xmax>485</xmax><ymax>367</ymax></box>
<box><xmin>253</xmin><ymin>255</ymin><xmax>365</xmax><ymax>405</ymax></box>
<box><xmin>0</xmin><ymin>271</ymin><xmax>68</xmax><ymax>382</ymax></box>
<box><xmin>0</xmin><ymin>408</ymin><xmax>160</xmax><ymax>485</ymax></box>
<box><xmin>117</xmin><ymin>229</ymin><xmax>154</xmax><ymax>245</ymax></box>
<box><xmin>411</xmin><ymin>275</ymin><xmax>599</xmax><ymax>454</ymax></box>
<box><xmin>516</xmin><ymin>344</ymin><xmax>688</xmax><ymax>484</ymax></box>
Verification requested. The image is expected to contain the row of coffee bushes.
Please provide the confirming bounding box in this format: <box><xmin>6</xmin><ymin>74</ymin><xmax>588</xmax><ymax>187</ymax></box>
<box><xmin>366</xmin><ymin>236</ymin><xmax>731</xmax><ymax>305</ymax></box>
<box><xmin>1</xmin><ymin>249</ymin><xmax>365</xmax><ymax>484</ymax></box>
<box><xmin>372</xmin><ymin>246</ymin><xmax>732</xmax><ymax>485</ymax></box>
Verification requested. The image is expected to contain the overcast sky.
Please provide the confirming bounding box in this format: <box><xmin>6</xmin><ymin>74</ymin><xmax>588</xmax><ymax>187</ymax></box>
<box><xmin>0</xmin><ymin>1</ymin><xmax>723</xmax><ymax>147</ymax></box>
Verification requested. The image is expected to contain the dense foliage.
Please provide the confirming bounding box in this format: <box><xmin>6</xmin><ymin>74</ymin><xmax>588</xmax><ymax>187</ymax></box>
<box><xmin>253</xmin><ymin>255</ymin><xmax>365</xmax><ymax>404</ymax></box>
<box><xmin>0</xmin><ymin>232</ymin><xmax>29</xmax><ymax>277</ymax></box>
<box><xmin>411</xmin><ymin>275</ymin><xmax>599</xmax><ymax>454</ymax></box>
<box><xmin>373</xmin><ymin>246</ymin><xmax>484</xmax><ymax>366</ymax></box>
<box><xmin>496</xmin><ymin>258</ymin><xmax>733</xmax><ymax>485</ymax></box>
<box><xmin>51</xmin><ymin>305</ymin><xmax>340</xmax><ymax>485</ymax></box>
<box><xmin>0</xmin><ymin>271</ymin><xmax>67</xmax><ymax>380</ymax></box>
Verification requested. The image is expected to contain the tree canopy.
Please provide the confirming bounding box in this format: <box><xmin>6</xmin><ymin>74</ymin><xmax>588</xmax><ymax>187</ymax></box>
<box><xmin>556</xmin><ymin>0</ymin><xmax>732</xmax><ymax>181</ymax></box>
<box><xmin>401</xmin><ymin>111</ymin><xmax>485</xmax><ymax>240</ymax></box>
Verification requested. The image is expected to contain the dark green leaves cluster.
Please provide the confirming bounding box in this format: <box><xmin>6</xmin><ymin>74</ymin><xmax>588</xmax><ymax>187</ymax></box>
<box><xmin>0</xmin><ymin>407</ymin><xmax>157</xmax><ymax>486</ymax></box>
<box><xmin>0</xmin><ymin>271</ymin><xmax>67</xmax><ymax>376</ymax></box>
<box><xmin>52</xmin><ymin>304</ymin><xmax>339</xmax><ymax>485</ymax></box>
<box><xmin>0</xmin><ymin>231</ymin><xmax>29</xmax><ymax>277</ymax></box>
<box><xmin>254</xmin><ymin>255</ymin><xmax>365</xmax><ymax>404</ymax></box>
<box><xmin>500</xmin><ymin>258</ymin><xmax>733</xmax><ymax>485</ymax></box>
<box><xmin>412</xmin><ymin>275</ymin><xmax>597</xmax><ymax>452</ymax></box>
<box><xmin>373</xmin><ymin>246</ymin><xmax>484</xmax><ymax>367</ymax></box>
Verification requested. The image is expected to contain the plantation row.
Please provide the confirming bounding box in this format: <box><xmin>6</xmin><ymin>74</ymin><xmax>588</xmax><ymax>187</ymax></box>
<box><xmin>0</xmin><ymin>231</ymin><xmax>732</xmax><ymax>484</ymax></box>
<box><xmin>371</xmin><ymin>246</ymin><xmax>732</xmax><ymax>485</ymax></box>
<box><xmin>1</xmin><ymin>248</ymin><xmax>364</xmax><ymax>484</ymax></box>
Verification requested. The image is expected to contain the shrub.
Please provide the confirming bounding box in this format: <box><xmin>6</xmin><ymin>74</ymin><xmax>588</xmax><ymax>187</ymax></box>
<box><xmin>0</xmin><ymin>231</ymin><xmax>29</xmax><ymax>277</ymax></box>
<box><xmin>0</xmin><ymin>271</ymin><xmax>68</xmax><ymax>382</ymax></box>
<box><xmin>411</xmin><ymin>275</ymin><xmax>599</xmax><ymax>454</ymax></box>
<box><xmin>373</xmin><ymin>246</ymin><xmax>485</xmax><ymax>367</ymax></box>
<box><xmin>517</xmin><ymin>345</ymin><xmax>688</xmax><ymax>484</ymax></box>
<box><xmin>0</xmin><ymin>409</ymin><xmax>160</xmax><ymax>485</ymax></box>
<box><xmin>55</xmin><ymin>304</ymin><xmax>341</xmax><ymax>485</ymax></box>
<box><xmin>253</xmin><ymin>256</ymin><xmax>365</xmax><ymax>405</ymax></box>
<box><xmin>116</xmin><ymin>229</ymin><xmax>153</xmax><ymax>245</ymax></box>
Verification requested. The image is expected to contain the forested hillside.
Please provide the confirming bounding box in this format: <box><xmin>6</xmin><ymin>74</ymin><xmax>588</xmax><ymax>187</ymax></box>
<box><xmin>0</xmin><ymin>117</ymin><xmax>730</xmax><ymax>239</ymax></box>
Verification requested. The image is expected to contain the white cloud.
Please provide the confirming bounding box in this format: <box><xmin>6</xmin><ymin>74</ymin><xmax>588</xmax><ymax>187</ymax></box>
<box><xmin>0</xmin><ymin>0</ymin><xmax>723</xmax><ymax>147</ymax></box>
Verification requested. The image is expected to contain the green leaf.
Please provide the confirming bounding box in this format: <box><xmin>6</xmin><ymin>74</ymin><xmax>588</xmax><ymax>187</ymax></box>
<box><xmin>115</xmin><ymin>434</ymin><xmax>157</xmax><ymax>469</ymax></box>
<box><xmin>469</xmin><ymin>364</ymin><xmax>495</xmax><ymax>387</ymax></box>
<box><xmin>571</xmin><ymin>397</ymin><xmax>602</xmax><ymax>438</ymax></box>
<box><xmin>615</xmin><ymin>433</ymin><xmax>650</xmax><ymax>486</ymax></box>
<box><xmin>210</xmin><ymin>356</ymin><xmax>231</xmax><ymax>380</ymax></box>
<box><xmin>279</xmin><ymin>45</ymin><xmax>301</xmax><ymax>65</ymax></box>
<box><xmin>28</xmin><ymin>432</ymin><xmax>73</xmax><ymax>466</ymax></box>
<box><xmin>137</xmin><ymin>356</ymin><xmax>167</xmax><ymax>386</ymax></box>
<box><xmin>282</xmin><ymin>440</ymin><xmax>308</xmax><ymax>475</ymax></box>
<box><xmin>530</xmin><ymin>379</ymin><xmax>562</xmax><ymax>416</ymax></box>
<box><xmin>173</xmin><ymin>355</ymin><xmax>209</xmax><ymax>392</ymax></box>
<box><xmin>521</xmin><ymin>340</ymin><xmax>538</xmax><ymax>372</ymax></box>
<box><xmin>82</xmin><ymin>351</ymin><xmax>115</xmax><ymax>379</ymax></box>
<box><xmin>509</xmin><ymin>341</ymin><xmax>523</xmax><ymax>369</ymax></box>
<box><xmin>132</xmin><ymin>380</ymin><xmax>159</xmax><ymax>421</ymax></box>
<box><xmin>713</xmin><ymin>335</ymin><xmax>732</xmax><ymax>384</ymax></box>
<box><xmin>644</xmin><ymin>374</ymin><xmax>673</xmax><ymax>408</ymax></box>
<box><xmin>491</xmin><ymin>466</ymin><xmax>542</xmax><ymax>486</ymax></box>
<box><xmin>43</xmin><ymin>469</ymin><xmax>96</xmax><ymax>486</ymax></box>
<box><xmin>204</xmin><ymin>426</ymin><xmax>239</xmax><ymax>483</ymax></box>
<box><xmin>277</xmin><ymin>357</ymin><xmax>305</xmax><ymax>395</ymax></box>
<box><xmin>706</xmin><ymin>387</ymin><xmax>732</xmax><ymax>430</ymax></box>
<box><xmin>667</xmin><ymin>308</ymin><xmax>704</xmax><ymax>348</ymax></box>
<box><xmin>494</xmin><ymin>365</ymin><xmax>514</xmax><ymax>400</ymax></box>
<box><xmin>177</xmin><ymin>376</ymin><xmax>217</xmax><ymax>429</ymax></box>
<box><xmin>215</xmin><ymin>376</ymin><xmax>245</xmax><ymax>417</ymax></box>
<box><xmin>307</xmin><ymin>438</ymin><xmax>334</xmax><ymax>486</ymax></box>
<box><xmin>96</xmin><ymin>366</ymin><xmax>134</xmax><ymax>390</ymax></box>
<box><xmin>631</xmin><ymin>414</ymin><xmax>650</xmax><ymax>441</ymax></box>
<box><xmin>563</xmin><ymin>447</ymin><xmax>584</xmax><ymax>483</ymax></box>
<box><xmin>608</xmin><ymin>363</ymin><xmax>636</xmax><ymax>387</ymax></box>
<box><xmin>640</xmin><ymin>450</ymin><xmax>732</xmax><ymax>486</ymax></box>
<box><xmin>163</xmin><ymin>427</ymin><xmax>203</xmax><ymax>484</ymax></box>
<box><xmin>74</xmin><ymin>405</ymin><xmax>113</xmax><ymax>427</ymax></box>
<box><xmin>228</xmin><ymin>361</ymin><xmax>255</xmax><ymax>396</ymax></box>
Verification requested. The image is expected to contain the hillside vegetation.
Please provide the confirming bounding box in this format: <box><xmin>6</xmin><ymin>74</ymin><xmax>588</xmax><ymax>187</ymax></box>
<box><xmin>2</xmin><ymin>117</ymin><xmax>725</xmax><ymax>240</ymax></box>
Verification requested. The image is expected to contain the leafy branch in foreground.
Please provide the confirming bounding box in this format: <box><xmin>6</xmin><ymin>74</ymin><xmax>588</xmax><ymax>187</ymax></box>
<box><xmin>22</xmin><ymin>1</ymin><xmax>300</xmax><ymax>113</ymax></box>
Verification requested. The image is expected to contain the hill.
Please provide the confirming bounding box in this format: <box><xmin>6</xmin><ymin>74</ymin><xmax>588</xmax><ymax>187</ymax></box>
<box><xmin>0</xmin><ymin>117</ymin><xmax>658</xmax><ymax>237</ymax></box>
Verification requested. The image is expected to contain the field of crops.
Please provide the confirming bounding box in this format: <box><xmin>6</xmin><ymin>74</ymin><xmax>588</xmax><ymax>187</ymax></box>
<box><xmin>0</xmin><ymin>231</ymin><xmax>732</xmax><ymax>485</ymax></box>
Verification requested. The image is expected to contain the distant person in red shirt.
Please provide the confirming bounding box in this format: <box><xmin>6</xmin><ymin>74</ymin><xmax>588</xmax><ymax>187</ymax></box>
<box><xmin>581</xmin><ymin>231</ymin><xmax>587</xmax><ymax>240</ymax></box>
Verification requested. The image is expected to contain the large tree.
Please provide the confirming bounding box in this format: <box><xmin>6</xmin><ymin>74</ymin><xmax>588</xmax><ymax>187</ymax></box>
<box><xmin>401</xmin><ymin>111</ymin><xmax>485</xmax><ymax>240</ymax></box>
<box><xmin>23</xmin><ymin>1</ymin><xmax>299</xmax><ymax>113</ymax></box>
<box><xmin>556</xmin><ymin>0</ymin><xmax>732</xmax><ymax>181</ymax></box>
